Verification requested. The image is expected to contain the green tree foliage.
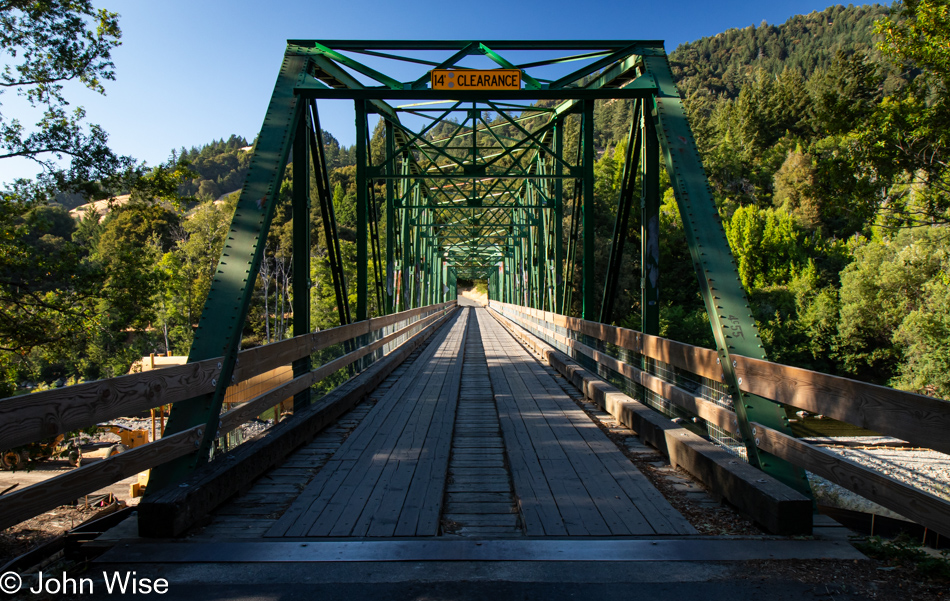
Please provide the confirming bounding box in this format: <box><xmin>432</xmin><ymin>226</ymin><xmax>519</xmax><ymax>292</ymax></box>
<box><xmin>671</xmin><ymin>5</ymin><xmax>890</xmax><ymax>99</ymax></box>
<box><xmin>90</xmin><ymin>203</ymin><xmax>180</xmax><ymax>374</ymax></box>
<box><xmin>154</xmin><ymin>198</ymin><xmax>235</xmax><ymax>354</ymax></box>
<box><xmin>892</xmin><ymin>270</ymin><xmax>950</xmax><ymax>397</ymax></box>
<box><xmin>652</xmin><ymin>3</ymin><xmax>950</xmax><ymax>398</ymax></box>
<box><xmin>177</xmin><ymin>135</ymin><xmax>252</xmax><ymax>199</ymax></box>
<box><xmin>837</xmin><ymin>229</ymin><xmax>949</xmax><ymax>388</ymax></box>
<box><xmin>877</xmin><ymin>0</ymin><xmax>950</xmax><ymax>88</ymax></box>
<box><xmin>773</xmin><ymin>149</ymin><xmax>820</xmax><ymax>228</ymax></box>
<box><xmin>0</xmin><ymin>1</ymin><xmax>132</xmax><ymax>192</ymax></box>
<box><xmin>725</xmin><ymin>205</ymin><xmax>807</xmax><ymax>289</ymax></box>
<box><xmin>0</xmin><ymin>203</ymin><xmax>101</xmax><ymax>358</ymax></box>
<box><xmin>871</xmin><ymin>0</ymin><xmax>950</xmax><ymax>226</ymax></box>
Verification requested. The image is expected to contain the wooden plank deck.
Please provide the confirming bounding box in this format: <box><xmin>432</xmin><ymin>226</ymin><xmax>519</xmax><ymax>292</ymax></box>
<box><xmin>477</xmin><ymin>309</ymin><xmax>696</xmax><ymax>536</ymax></box>
<box><xmin>442</xmin><ymin>309</ymin><xmax>522</xmax><ymax>537</ymax></box>
<box><xmin>266</xmin><ymin>308</ymin><xmax>468</xmax><ymax>538</ymax></box>
<box><xmin>261</xmin><ymin>305</ymin><xmax>693</xmax><ymax>539</ymax></box>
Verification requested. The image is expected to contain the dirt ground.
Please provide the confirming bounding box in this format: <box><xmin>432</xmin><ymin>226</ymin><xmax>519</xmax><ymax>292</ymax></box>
<box><xmin>0</xmin><ymin>454</ymin><xmax>139</xmax><ymax>566</ymax></box>
<box><xmin>458</xmin><ymin>286</ymin><xmax>488</xmax><ymax>306</ymax></box>
<box><xmin>741</xmin><ymin>556</ymin><xmax>949</xmax><ymax>601</ymax></box>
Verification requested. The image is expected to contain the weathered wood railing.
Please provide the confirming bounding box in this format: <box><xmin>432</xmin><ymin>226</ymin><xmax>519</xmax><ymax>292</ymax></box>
<box><xmin>0</xmin><ymin>301</ymin><xmax>457</xmax><ymax>531</ymax></box>
<box><xmin>490</xmin><ymin>300</ymin><xmax>950</xmax><ymax>538</ymax></box>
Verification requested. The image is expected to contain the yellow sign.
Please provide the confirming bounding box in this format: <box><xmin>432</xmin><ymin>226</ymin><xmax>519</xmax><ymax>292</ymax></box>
<box><xmin>431</xmin><ymin>69</ymin><xmax>522</xmax><ymax>91</ymax></box>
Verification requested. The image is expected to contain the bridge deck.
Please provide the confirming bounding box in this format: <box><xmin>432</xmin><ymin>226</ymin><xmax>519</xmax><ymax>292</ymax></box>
<box><xmin>249</xmin><ymin>306</ymin><xmax>692</xmax><ymax>538</ymax></box>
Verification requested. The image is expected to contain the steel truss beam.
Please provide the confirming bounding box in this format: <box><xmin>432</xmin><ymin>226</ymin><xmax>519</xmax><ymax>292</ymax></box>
<box><xmin>152</xmin><ymin>40</ymin><xmax>811</xmax><ymax>503</ymax></box>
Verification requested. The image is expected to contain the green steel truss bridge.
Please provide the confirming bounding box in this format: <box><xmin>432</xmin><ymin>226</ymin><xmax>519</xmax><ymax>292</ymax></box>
<box><xmin>1</xmin><ymin>41</ymin><xmax>948</xmax><ymax>578</ymax></box>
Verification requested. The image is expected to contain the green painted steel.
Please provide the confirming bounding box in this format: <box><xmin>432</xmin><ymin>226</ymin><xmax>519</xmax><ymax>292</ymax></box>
<box><xmin>582</xmin><ymin>100</ymin><xmax>595</xmax><ymax>320</ymax></box>
<box><xmin>310</xmin><ymin>102</ymin><xmax>351</xmax><ymax>328</ymax></box>
<box><xmin>292</xmin><ymin>106</ymin><xmax>311</xmax><ymax>411</ymax></box>
<box><xmin>150</xmin><ymin>40</ymin><xmax>811</xmax><ymax>504</ymax></box>
<box><xmin>641</xmin><ymin>102</ymin><xmax>660</xmax><ymax>336</ymax></box>
<box><xmin>600</xmin><ymin>100</ymin><xmax>642</xmax><ymax>325</ymax></box>
<box><xmin>643</xmin><ymin>53</ymin><xmax>811</xmax><ymax>496</ymax></box>
<box><xmin>147</xmin><ymin>52</ymin><xmax>310</xmax><ymax>493</ymax></box>
<box><xmin>355</xmin><ymin>100</ymin><xmax>368</xmax><ymax>322</ymax></box>
<box><xmin>385</xmin><ymin>121</ymin><xmax>396</xmax><ymax>314</ymax></box>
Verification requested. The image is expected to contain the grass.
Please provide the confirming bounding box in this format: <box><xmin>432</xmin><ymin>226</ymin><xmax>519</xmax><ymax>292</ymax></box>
<box><xmin>855</xmin><ymin>534</ymin><xmax>950</xmax><ymax>581</ymax></box>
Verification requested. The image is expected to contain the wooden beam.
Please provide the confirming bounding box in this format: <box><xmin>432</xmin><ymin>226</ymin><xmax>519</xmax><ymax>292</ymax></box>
<box><xmin>495</xmin><ymin>301</ymin><xmax>950</xmax><ymax>456</ymax></box>
<box><xmin>490</xmin><ymin>301</ymin><xmax>721</xmax><ymax>379</ymax></box>
<box><xmin>737</xmin><ymin>356</ymin><xmax>950</xmax><ymax>455</ymax></box>
<box><xmin>567</xmin><ymin>337</ymin><xmax>739</xmax><ymax>436</ymax></box>
<box><xmin>0</xmin><ymin>361</ymin><xmax>219</xmax><ymax>451</ymax></box>
<box><xmin>488</xmin><ymin>307</ymin><xmax>812</xmax><ymax>535</ymax></box>
<box><xmin>495</xmin><ymin>302</ymin><xmax>950</xmax><ymax>540</ymax></box>
<box><xmin>218</xmin><ymin>309</ymin><xmax>447</xmax><ymax>433</ymax></box>
<box><xmin>137</xmin><ymin>307</ymin><xmax>459</xmax><ymax>537</ymax></box>
<box><xmin>0</xmin><ymin>425</ymin><xmax>203</xmax><ymax>531</ymax></box>
<box><xmin>233</xmin><ymin>301</ymin><xmax>453</xmax><ymax>381</ymax></box>
<box><xmin>753</xmin><ymin>422</ymin><xmax>950</xmax><ymax>539</ymax></box>
<box><xmin>0</xmin><ymin>302</ymin><xmax>454</xmax><ymax>451</ymax></box>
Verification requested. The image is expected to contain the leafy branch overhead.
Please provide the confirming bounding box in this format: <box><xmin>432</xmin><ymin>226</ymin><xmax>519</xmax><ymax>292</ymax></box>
<box><xmin>0</xmin><ymin>0</ymin><xmax>131</xmax><ymax>190</ymax></box>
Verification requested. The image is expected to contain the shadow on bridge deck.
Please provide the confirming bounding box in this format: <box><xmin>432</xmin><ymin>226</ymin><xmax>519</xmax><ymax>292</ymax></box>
<box><xmin>179</xmin><ymin>307</ymin><xmax>694</xmax><ymax>540</ymax></box>
<box><xmin>80</xmin><ymin>306</ymin><xmax>864</xmax><ymax>598</ymax></box>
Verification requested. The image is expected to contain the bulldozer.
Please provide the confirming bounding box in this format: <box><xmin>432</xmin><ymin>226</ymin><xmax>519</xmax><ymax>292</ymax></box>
<box><xmin>1</xmin><ymin>424</ymin><xmax>149</xmax><ymax>471</ymax></box>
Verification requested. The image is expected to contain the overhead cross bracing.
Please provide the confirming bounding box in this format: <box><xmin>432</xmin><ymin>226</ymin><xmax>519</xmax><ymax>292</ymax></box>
<box><xmin>146</xmin><ymin>39</ymin><xmax>812</xmax><ymax>501</ymax></box>
<box><xmin>5</xmin><ymin>39</ymin><xmax>950</xmax><ymax>559</ymax></box>
<box><xmin>292</xmin><ymin>40</ymin><xmax>664</xmax><ymax>305</ymax></box>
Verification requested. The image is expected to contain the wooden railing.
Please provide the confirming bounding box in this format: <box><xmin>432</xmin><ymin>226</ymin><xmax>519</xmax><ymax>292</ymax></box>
<box><xmin>489</xmin><ymin>300</ymin><xmax>950</xmax><ymax>538</ymax></box>
<box><xmin>0</xmin><ymin>301</ymin><xmax>457</xmax><ymax>530</ymax></box>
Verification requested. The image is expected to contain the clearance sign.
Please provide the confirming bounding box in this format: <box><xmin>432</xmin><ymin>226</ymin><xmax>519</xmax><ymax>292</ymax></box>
<box><xmin>430</xmin><ymin>69</ymin><xmax>522</xmax><ymax>91</ymax></box>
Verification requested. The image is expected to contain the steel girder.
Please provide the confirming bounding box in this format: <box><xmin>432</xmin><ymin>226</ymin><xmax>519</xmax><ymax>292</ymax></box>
<box><xmin>147</xmin><ymin>53</ymin><xmax>311</xmax><ymax>492</ymax></box>
<box><xmin>150</xmin><ymin>40</ymin><xmax>810</xmax><ymax>500</ymax></box>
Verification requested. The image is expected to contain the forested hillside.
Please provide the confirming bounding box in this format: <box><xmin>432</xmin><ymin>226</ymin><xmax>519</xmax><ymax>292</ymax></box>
<box><xmin>174</xmin><ymin>131</ymin><xmax>355</xmax><ymax>200</ymax></box>
<box><xmin>1</xmin><ymin>2</ymin><xmax>947</xmax><ymax>403</ymax></box>
<box><xmin>670</xmin><ymin>4</ymin><xmax>892</xmax><ymax>97</ymax></box>
<box><xmin>565</xmin><ymin>2</ymin><xmax>950</xmax><ymax>397</ymax></box>
<box><xmin>670</xmin><ymin>2</ymin><xmax>950</xmax><ymax>396</ymax></box>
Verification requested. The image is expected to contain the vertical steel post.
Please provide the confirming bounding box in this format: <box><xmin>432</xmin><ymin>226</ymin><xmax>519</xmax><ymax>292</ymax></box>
<box><xmin>582</xmin><ymin>100</ymin><xmax>595</xmax><ymax>319</ymax></box>
<box><xmin>600</xmin><ymin>100</ymin><xmax>641</xmax><ymax>325</ymax></box>
<box><xmin>413</xmin><ymin>204</ymin><xmax>422</xmax><ymax>307</ymax></box>
<box><xmin>641</xmin><ymin>101</ymin><xmax>660</xmax><ymax>336</ymax></box>
<box><xmin>310</xmin><ymin>102</ymin><xmax>350</xmax><ymax>327</ymax></box>
<box><xmin>532</xmin><ymin>201</ymin><xmax>541</xmax><ymax>309</ymax></box>
<box><xmin>355</xmin><ymin>100</ymin><xmax>368</xmax><ymax>321</ymax></box>
<box><xmin>400</xmin><ymin>169</ymin><xmax>412</xmax><ymax>312</ymax></box>
<box><xmin>555</xmin><ymin>119</ymin><xmax>564</xmax><ymax>314</ymax></box>
<box><xmin>385</xmin><ymin>121</ymin><xmax>396</xmax><ymax>315</ymax></box>
<box><xmin>292</xmin><ymin>104</ymin><xmax>311</xmax><ymax>411</ymax></box>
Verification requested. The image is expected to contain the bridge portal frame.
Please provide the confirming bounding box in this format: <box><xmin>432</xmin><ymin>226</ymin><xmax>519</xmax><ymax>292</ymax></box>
<box><xmin>147</xmin><ymin>40</ymin><xmax>812</xmax><ymax>501</ymax></box>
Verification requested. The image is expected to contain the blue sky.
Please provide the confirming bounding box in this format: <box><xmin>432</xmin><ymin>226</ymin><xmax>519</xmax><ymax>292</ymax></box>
<box><xmin>1</xmin><ymin>0</ymin><xmax>867</xmax><ymax>184</ymax></box>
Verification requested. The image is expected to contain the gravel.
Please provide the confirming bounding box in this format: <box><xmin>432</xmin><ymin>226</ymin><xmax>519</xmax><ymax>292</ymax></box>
<box><xmin>807</xmin><ymin>438</ymin><xmax>950</xmax><ymax>520</ymax></box>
